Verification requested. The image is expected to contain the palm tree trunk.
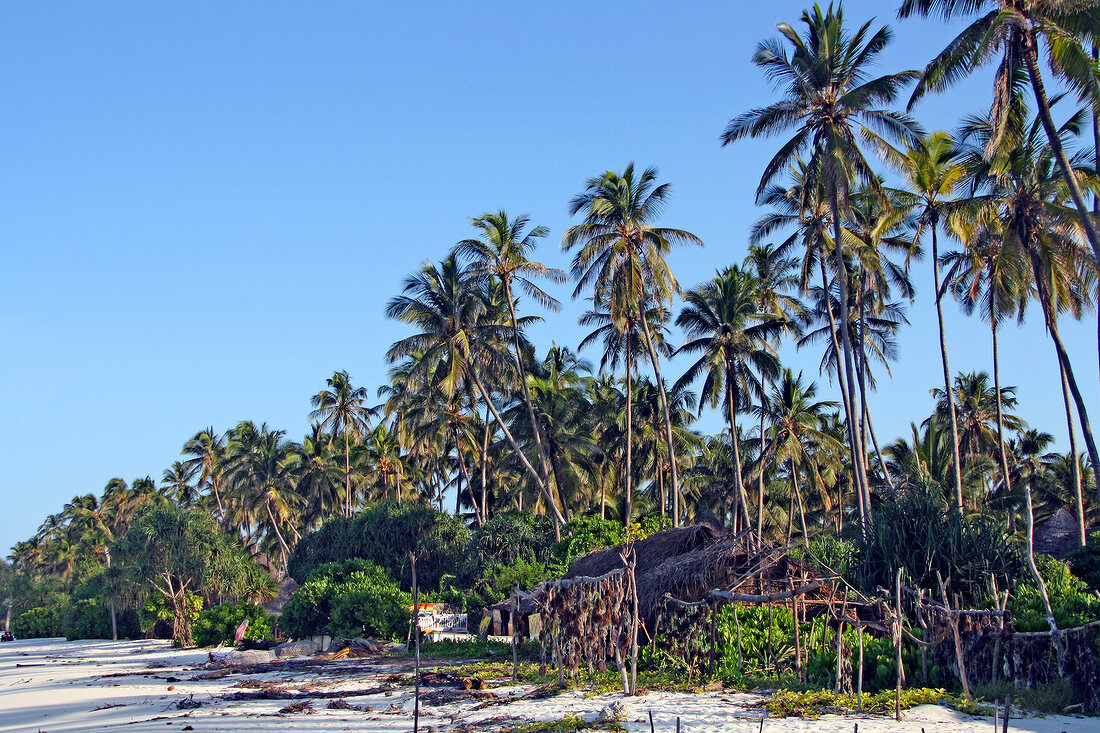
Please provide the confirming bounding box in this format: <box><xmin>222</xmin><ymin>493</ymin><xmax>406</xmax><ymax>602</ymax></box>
<box><xmin>726</xmin><ymin>366</ymin><xmax>753</xmax><ymax>533</ymax></box>
<box><xmin>265</xmin><ymin>500</ymin><xmax>291</xmax><ymax>564</ymax></box>
<box><xmin>468</xmin><ymin>368</ymin><xmax>564</xmax><ymax>537</ymax></box>
<box><xmin>480</xmin><ymin>405</ymin><xmax>491</xmax><ymax>522</ymax></box>
<box><xmin>758</xmin><ymin>383</ymin><xmax>768</xmax><ymax>546</ymax></box>
<box><xmin>863</xmin><ymin>404</ymin><xmax>894</xmax><ymax>493</ymax></box>
<box><xmin>344</xmin><ymin>431</ymin><xmax>352</xmax><ymax>518</ymax></box>
<box><xmin>790</xmin><ymin>459</ymin><xmax>810</xmax><ymax>550</ymax></box>
<box><xmin>1034</xmin><ymin>265</ymin><xmax>1100</xmax><ymax>505</ymax></box>
<box><xmin>990</xmin><ymin>292</ymin><xmax>1014</xmax><ymax>499</ymax></box>
<box><xmin>504</xmin><ymin>282</ymin><xmax>560</xmax><ymax>515</ymax></box>
<box><xmin>453</xmin><ymin>428</ymin><xmax>482</xmax><ymax>525</ymax></box>
<box><xmin>1023</xmin><ymin>37</ymin><xmax>1100</xmax><ymax>261</ymax></box>
<box><xmin>931</xmin><ymin>222</ymin><xmax>966</xmax><ymax>512</ymax></box>
<box><xmin>625</xmin><ymin>339</ymin><xmax>634</xmax><ymax>527</ymax></box>
<box><xmin>1060</xmin><ymin>362</ymin><xmax>1087</xmax><ymax>547</ymax></box>
<box><xmin>637</xmin><ymin>307</ymin><xmax>681</xmax><ymax>527</ymax></box>
<box><xmin>823</xmin><ymin>196</ymin><xmax>872</xmax><ymax>529</ymax></box>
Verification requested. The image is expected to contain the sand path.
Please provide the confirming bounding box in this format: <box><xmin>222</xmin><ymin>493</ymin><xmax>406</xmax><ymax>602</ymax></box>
<box><xmin>1</xmin><ymin>638</ymin><xmax>1095</xmax><ymax>732</ymax></box>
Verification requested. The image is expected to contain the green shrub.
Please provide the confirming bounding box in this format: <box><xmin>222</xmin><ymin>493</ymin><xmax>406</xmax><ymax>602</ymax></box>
<box><xmin>63</xmin><ymin>598</ymin><xmax>140</xmax><ymax>640</ymax></box>
<box><xmin>467</xmin><ymin>557</ymin><xmax>549</xmax><ymax>611</ymax></box>
<box><xmin>287</xmin><ymin>502</ymin><xmax>469</xmax><ymax>593</ymax></box>
<box><xmin>551</xmin><ymin>514</ymin><xmax>670</xmax><ymax>569</ymax></box>
<box><xmin>1065</xmin><ymin>533</ymin><xmax>1100</xmax><ymax>592</ymax></box>
<box><xmin>13</xmin><ymin>606</ymin><xmax>65</xmax><ymax>638</ymax></box>
<box><xmin>140</xmin><ymin>591</ymin><xmax>202</xmax><ymax>639</ymax></box>
<box><xmin>280</xmin><ymin>559</ymin><xmax>410</xmax><ymax>640</ymax></box>
<box><xmin>193</xmin><ymin>601</ymin><xmax>274</xmax><ymax>647</ymax></box>
<box><xmin>1009</xmin><ymin>555</ymin><xmax>1100</xmax><ymax>631</ymax></box>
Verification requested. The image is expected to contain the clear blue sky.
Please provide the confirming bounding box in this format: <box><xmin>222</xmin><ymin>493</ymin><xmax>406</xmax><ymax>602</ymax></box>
<box><xmin>2</xmin><ymin>1</ymin><xmax>1096</xmax><ymax>552</ymax></box>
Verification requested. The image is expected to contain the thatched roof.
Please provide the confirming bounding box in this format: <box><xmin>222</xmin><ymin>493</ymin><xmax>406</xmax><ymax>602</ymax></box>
<box><xmin>1035</xmin><ymin>507</ymin><xmax>1084</xmax><ymax>558</ymax></box>
<box><xmin>563</xmin><ymin>522</ymin><xmax>723</xmax><ymax>580</ymax></box>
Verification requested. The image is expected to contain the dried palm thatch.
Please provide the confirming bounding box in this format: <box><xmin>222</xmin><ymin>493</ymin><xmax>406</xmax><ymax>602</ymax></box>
<box><xmin>563</xmin><ymin>523</ymin><xmax>722</xmax><ymax>581</ymax></box>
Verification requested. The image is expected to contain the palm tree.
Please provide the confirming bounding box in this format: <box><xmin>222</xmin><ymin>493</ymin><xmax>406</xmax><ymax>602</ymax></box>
<box><xmin>161</xmin><ymin>461</ymin><xmax>200</xmax><ymax>508</ymax></box>
<box><xmin>757</xmin><ymin>370</ymin><xmax>843</xmax><ymax>545</ymax></box>
<box><xmin>182</xmin><ymin>428</ymin><xmax>227</xmax><ymax>521</ymax></box>
<box><xmin>901</xmin><ymin>0</ymin><xmax>1100</xmax><ymax>261</ymax></box>
<box><xmin>724</xmin><ymin>4</ymin><xmax>921</xmax><ymax>530</ymax></box>
<box><xmin>867</xmin><ymin>130</ymin><xmax>972</xmax><ymax>510</ymax></box>
<box><xmin>225</xmin><ymin>424</ymin><xmax>302</xmax><ymax>568</ymax></box>
<box><xmin>962</xmin><ymin>104</ymin><xmax>1100</xmax><ymax>506</ymax></box>
<box><xmin>454</xmin><ymin>210</ymin><xmax>568</xmax><ymax>511</ymax></box>
<box><xmin>386</xmin><ymin>254</ymin><xmax>566</xmax><ymax>535</ymax></box>
<box><xmin>295</xmin><ymin>423</ymin><xmax>342</xmax><ymax>529</ymax></box>
<box><xmin>309</xmin><ymin>371</ymin><xmax>377</xmax><ymax>517</ymax></box>
<box><xmin>563</xmin><ymin>163</ymin><xmax>703</xmax><ymax>525</ymax></box>
<box><xmin>676</xmin><ymin>266</ymin><xmax>783</xmax><ymax>538</ymax></box>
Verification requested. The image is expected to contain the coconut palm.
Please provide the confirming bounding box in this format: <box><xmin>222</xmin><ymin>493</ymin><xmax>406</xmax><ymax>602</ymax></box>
<box><xmin>182</xmin><ymin>428</ymin><xmax>227</xmax><ymax>521</ymax></box>
<box><xmin>309</xmin><ymin>370</ymin><xmax>377</xmax><ymax>518</ymax></box>
<box><xmin>563</xmin><ymin>163</ymin><xmax>702</xmax><ymax>525</ymax></box>
<box><xmin>161</xmin><ymin>461</ymin><xmax>200</xmax><ymax>508</ymax></box>
<box><xmin>386</xmin><ymin>254</ymin><xmax>566</xmax><ymax>535</ymax></box>
<box><xmin>900</xmin><ymin>0</ymin><xmax>1100</xmax><ymax>261</ymax></box>
<box><xmin>866</xmin><ymin>130</ymin><xmax>974</xmax><ymax>509</ymax></box>
<box><xmin>757</xmin><ymin>369</ymin><xmax>843</xmax><ymax>545</ymax></box>
<box><xmin>725</xmin><ymin>4</ymin><xmax>921</xmax><ymax>529</ymax></box>
<box><xmin>454</xmin><ymin>210</ymin><xmax>568</xmax><ymax>511</ymax></box>
<box><xmin>676</xmin><ymin>265</ymin><xmax>783</xmax><ymax>537</ymax></box>
<box><xmin>961</xmin><ymin>104</ymin><xmax>1100</xmax><ymax>505</ymax></box>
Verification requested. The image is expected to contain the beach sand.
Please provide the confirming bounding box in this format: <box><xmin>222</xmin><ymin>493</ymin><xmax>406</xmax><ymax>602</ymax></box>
<box><xmin>1</xmin><ymin>637</ymin><xmax>1095</xmax><ymax>732</ymax></box>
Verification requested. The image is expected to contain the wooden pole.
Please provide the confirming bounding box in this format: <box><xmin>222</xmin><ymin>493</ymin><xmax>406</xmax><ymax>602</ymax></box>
<box><xmin>856</xmin><ymin>624</ymin><xmax>864</xmax><ymax>712</ymax></box>
<box><xmin>511</xmin><ymin>585</ymin><xmax>520</xmax><ymax>683</ymax></box>
<box><xmin>894</xmin><ymin>568</ymin><xmax>903</xmax><ymax>722</ymax></box>
<box><xmin>410</xmin><ymin>552</ymin><xmax>420</xmax><ymax>733</ymax></box>
<box><xmin>937</xmin><ymin>572</ymin><xmax>971</xmax><ymax>701</ymax></box>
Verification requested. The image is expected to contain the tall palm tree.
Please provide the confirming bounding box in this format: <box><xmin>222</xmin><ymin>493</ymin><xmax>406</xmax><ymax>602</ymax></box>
<box><xmin>962</xmin><ymin>104</ymin><xmax>1100</xmax><ymax>505</ymax></box>
<box><xmin>676</xmin><ymin>266</ymin><xmax>782</xmax><ymax>537</ymax></box>
<box><xmin>161</xmin><ymin>461</ymin><xmax>200</xmax><ymax>508</ymax></box>
<box><xmin>563</xmin><ymin>163</ymin><xmax>703</xmax><ymax>525</ymax></box>
<box><xmin>454</xmin><ymin>211</ymin><xmax>568</xmax><ymax>511</ymax></box>
<box><xmin>225</xmin><ymin>424</ymin><xmax>302</xmax><ymax>567</ymax></box>
<box><xmin>724</xmin><ymin>4</ymin><xmax>921</xmax><ymax>530</ymax></box>
<box><xmin>868</xmin><ymin>130</ymin><xmax>972</xmax><ymax>509</ymax></box>
<box><xmin>386</xmin><ymin>254</ymin><xmax>567</xmax><ymax>535</ymax></box>
<box><xmin>757</xmin><ymin>370</ymin><xmax>843</xmax><ymax>545</ymax></box>
<box><xmin>309</xmin><ymin>371</ymin><xmax>377</xmax><ymax>517</ymax></box>
<box><xmin>183</xmin><ymin>428</ymin><xmax>227</xmax><ymax>521</ymax></box>
<box><xmin>901</xmin><ymin>0</ymin><xmax>1100</xmax><ymax>261</ymax></box>
<box><xmin>295</xmin><ymin>423</ymin><xmax>342</xmax><ymax>529</ymax></box>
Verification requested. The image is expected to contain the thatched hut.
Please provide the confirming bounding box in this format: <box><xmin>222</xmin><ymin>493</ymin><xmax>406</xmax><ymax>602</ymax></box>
<box><xmin>1034</xmin><ymin>507</ymin><xmax>1085</xmax><ymax>558</ymax></box>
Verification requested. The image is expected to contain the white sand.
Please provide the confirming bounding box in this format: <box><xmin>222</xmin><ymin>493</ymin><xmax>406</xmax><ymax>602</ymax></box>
<box><xmin>1</xmin><ymin>637</ymin><xmax>1095</xmax><ymax>732</ymax></box>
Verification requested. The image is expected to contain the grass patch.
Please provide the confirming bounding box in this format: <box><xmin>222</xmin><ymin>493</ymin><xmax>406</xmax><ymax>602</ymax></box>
<box><xmin>762</xmin><ymin>688</ymin><xmax>971</xmax><ymax>719</ymax></box>
<box><xmin>408</xmin><ymin>638</ymin><xmax>541</xmax><ymax>660</ymax></box>
<box><xmin>509</xmin><ymin>715</ymin><xmax>623</xmax><ymax>733</ymax></box>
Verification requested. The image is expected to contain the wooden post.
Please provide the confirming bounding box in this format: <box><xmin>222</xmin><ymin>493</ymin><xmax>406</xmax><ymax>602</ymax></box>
<box><xmin>511</xmin><ymin>585</ymin><xmax>520</xmax><ymax>683</ymax></box>
<box><xmin>937</xmin><ymin>572</ymin><xmax>971</xmax><ymax>701</ymax></box>
<box><xmin>734</xmin><ymin>602</ymin><xmax>744</xmax><ymax>677</ymax></box>
<box><xmin>916</xmin><ymin>588</ymin><xmax>929</xmax><ymax>686</ymax></box>
<box><xmin>791</xmin><ymin>581</ymin><xmax>802</xmax><ymax>681</ymax></box>
<box><xmin>410</xmin><ymin>552</ymin><xmax>420</xmax><ymax>733</ymax></box>
<box><xmin>629</xmin><ymin>553</ymin><xmax>639</xmax><ymax>695</ymax></box>
<box><xmin>894</xmin><ymin>568</ymin><xmax>903</xmax><ymax>722</ymax></box>
<box><xmin>856</xmin><ymin>623</ymin><xmax>864</xmax><ymax>713</ymax></box>
<box><xmin>834</xmin><ymin>618</ymin><xmax>845</xmax><ymax>694</ymax></box>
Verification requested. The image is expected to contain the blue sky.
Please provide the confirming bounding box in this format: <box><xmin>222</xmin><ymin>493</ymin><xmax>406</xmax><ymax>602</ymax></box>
<box><xmin>2</xmin><ymin>1</ymin><xmax>1097</xmax><ymax>552</ymax></box>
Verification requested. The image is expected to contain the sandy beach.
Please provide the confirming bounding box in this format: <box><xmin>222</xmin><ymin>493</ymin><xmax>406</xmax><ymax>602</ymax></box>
<box><xmin>1</xmin><ymin>637</ymin><xmax>1096</xmax><ymax>732</ymax></box>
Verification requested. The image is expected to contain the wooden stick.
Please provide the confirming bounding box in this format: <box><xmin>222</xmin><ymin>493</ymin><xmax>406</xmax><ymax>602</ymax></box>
<box><xmin>937</xmin><ymin>572</ymin><xmax>970</xmax><ymax>701</ymax></box>
<box><xmin>895</xmin><ymin>568</ymin><xmax>903</xmax><ymax>722</ymax></box>
<box><xmin>410</xmin><ymin>552</ymin><xmax>420</xmax><ymax>733</ymax></box>
<box><xmin>857</xmin><ymin>626</ymin><xmax>863</xmax><ymax>713</ymax></box>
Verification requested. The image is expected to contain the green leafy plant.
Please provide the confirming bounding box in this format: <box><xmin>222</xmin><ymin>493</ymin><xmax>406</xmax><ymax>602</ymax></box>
<box><xmin>1009</xmin><ymin>554</ymin><xmax>1100</xmax><ymax>631</ymax></box>
<box><xmin>63</xmin><ymin>598</ymin><xmax>140</xmax><ymax>640</ymax></box>
<box><xmin>280</xmin><ymin>558</ymin><xmax>410</xmax><ymax>640</ymax></box>
<box><xmin>192</xmin><ymin>601</ymin><xmax>274</xmax><ymax>647</ymax></box>
<box><xmin>12</xmin><ymin>606</ymin><xmax>64</xmax><ymax>639</ymax></box>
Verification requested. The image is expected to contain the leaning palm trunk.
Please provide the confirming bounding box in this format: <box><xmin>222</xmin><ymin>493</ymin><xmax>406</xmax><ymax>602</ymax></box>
<box><xmin>468</xmin><ymin>368</ymin><xmax>565</xmax><ymax>538</ymax></box>
<box><xmin>1023</xmin><ymin>38</ymin><xmax>1100</xmax><ymax>262</ymax></box>
<box><xmin>1034</xmin><ymin>263</ymin><xmax>1100</xmax><ymax>503</ymax></box>
<box><xmin>504</xmin><ymin>282</ymin><xmax>560</xmax><ymax>518</ymax></box>
<box><xmin>637</xmin><ymin>309</ymin><xmax>682</xmax><ymax>527</ymax></box>
<box><xmin>1060</xmin><ymin>363</ymin><xmax>1087</xmax><ymax>547</ymax></box>
<box><xmin>823</xmin><ymin>202</ymin><xmax>872</xmax><ymax>528</ymax></box>
<box><xmin>758</xmin><ymin>383</ymin><xmax>768</xmax><ymax>546</ymax></box>
<box><xmin>990</xmin><ymin>292</ymin><xmax>1013</xmax><ymax>498</ymax></box>
<box><xmin>624</xmin><ymin>339</ymin><xmax>634</xmax><ymax>527</ymax></box>
<box><xmin>931</xmin><ymin>222</ymin><xmax>966</xmax><ymax>512</ymax></box>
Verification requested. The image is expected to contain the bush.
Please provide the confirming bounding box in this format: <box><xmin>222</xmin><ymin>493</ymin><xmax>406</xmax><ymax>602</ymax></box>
<box><xmin>280</xmin><ymin>559</ymin><xmax>410</xmax><ymax>640</ymax></box>
<box><xmin>550</xmin><ymin>514</ymin><xmax>670</xmax><ymax>569</ymax></box>
<box><xmin>13</xmin><ymin>606</ymin><xmax>64</xmax><ymax>638</ymax></box>
<box><xmin>193</xmin><ymin>601</ymin><xmax>274</xmax><ymax>647</ymax></box>
<box><xmin>854</xmin><ymin>485</ymin><xmax>1021</xmax><ymax>606</ymax></box>
<box><xmin>1065</xmin><ymin>533</ymin><xmax>1100</xmax><ymax>592</ymax></box>
<box><xmin>140</xmin><ymin>592</ymin><xmax>202</xmax><ymax>640</ymax></box>
<box><xmin>467</xmin><ymin>557</ymin><xmax>549</xmax><ymax>611</ymax></box>
<box><xmin>1009</xmin><ymin>555</ymin><xmax>1100</xmax><ymax>631</ymax></box>
<box><xmin>287</xmin><ymin>502</ymin><xmax>469</xmax><ymax>593</ymax></box>
<box><xmin>63</xmin><ymin>598</ymin><xmax>140</xmax><ymax>640</ymax></box>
